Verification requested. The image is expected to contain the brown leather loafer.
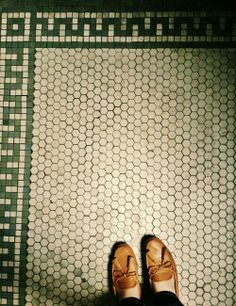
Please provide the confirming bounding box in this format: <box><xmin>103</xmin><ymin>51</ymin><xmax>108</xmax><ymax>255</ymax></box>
<box><xmin>145</xmin><ymin>236</ymin><xmax>179</xmax><ymax>297</ymax></box>
<box><xmin>112</xmin><ymin>242</ymin><xmax>141</xmax><ymax>299</ymax></box>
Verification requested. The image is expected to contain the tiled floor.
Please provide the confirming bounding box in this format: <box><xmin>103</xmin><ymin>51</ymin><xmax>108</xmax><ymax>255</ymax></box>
<box><xmin>0</xmin><ymin>4</ymin><xmax>236</xmax><ymax>306</ymax></box>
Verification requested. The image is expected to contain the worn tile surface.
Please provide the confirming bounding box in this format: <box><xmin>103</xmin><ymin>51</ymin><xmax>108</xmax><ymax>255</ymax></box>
<box><xmin>26</xmin><ymin>48</ymin><xmax>236</xmax><ymax>306</ymax></box>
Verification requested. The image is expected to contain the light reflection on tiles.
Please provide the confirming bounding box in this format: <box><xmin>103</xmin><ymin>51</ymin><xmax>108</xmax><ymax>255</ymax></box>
<box><xmin>25</xmin><ymin>48</ymin><xmax>236</xmax><ymax>306</ymax></box>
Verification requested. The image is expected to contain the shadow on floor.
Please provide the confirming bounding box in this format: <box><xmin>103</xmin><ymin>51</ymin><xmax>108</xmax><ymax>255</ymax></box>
<box><xmin>28</xmin><ymin>236</ymin><xmax>159</xmax><ymax>305</ymax></box>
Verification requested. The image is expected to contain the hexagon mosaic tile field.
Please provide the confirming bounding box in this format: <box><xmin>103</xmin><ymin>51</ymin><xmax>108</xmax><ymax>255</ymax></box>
<box><xmin>26</xmin><ymin>48</ymin><xmax>236</xmax><ymax>306</ymax></box>
<box><xmin>0</xmin><ymin>3</ymin><xmax>236</xmax><ymax>306</ymax></box>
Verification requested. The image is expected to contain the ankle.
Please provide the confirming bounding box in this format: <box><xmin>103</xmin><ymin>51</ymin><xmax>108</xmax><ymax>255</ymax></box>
<box><xmin>152</xmin><ymin>277</ymin><xmax>176</xmax><ymax>295</ymax></box>
<box><xmin>118</xmin><ymin>286</ymin><xmax>141</xmax><ymax>301</ymax></box>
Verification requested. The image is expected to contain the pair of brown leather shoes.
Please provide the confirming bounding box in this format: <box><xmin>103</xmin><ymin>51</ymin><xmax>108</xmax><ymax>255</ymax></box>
<box><xmin>112</xmin><ymin>236</ymin><xmax>179</xmax><ymax>300</ymax></box>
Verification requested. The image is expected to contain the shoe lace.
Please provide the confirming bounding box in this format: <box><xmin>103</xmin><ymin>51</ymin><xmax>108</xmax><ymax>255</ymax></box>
<box><xmin>148</xmin><ymin>259</ymin><xmax>172</xmax><ymax>276</ymax></box>
<box><xmin>113</xmin><ymin>256</ymin><xmax>137</xmax><ymax>283</ymax></box>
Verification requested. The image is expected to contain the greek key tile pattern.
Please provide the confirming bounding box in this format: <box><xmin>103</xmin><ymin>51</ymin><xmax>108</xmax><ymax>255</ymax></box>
<box><xmin>35</xmin><ymin>12</ymin><xmax>236</xmax><ymax>44</ymax></box>
<box><xmin>27</xmin><ymin>48</ymin><xmax>236</xmax><ymax>306</ymax></box>
<box><xmin>0</xmin><ymin>46</ymin><xmax>31</xmax><ymax>305</ymax></box>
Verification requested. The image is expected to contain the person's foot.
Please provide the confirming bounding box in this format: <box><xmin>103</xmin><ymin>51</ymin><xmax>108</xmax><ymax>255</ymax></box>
<box><xmin>145</xmin><ymin>236</ymin><xmax>179</xmax><ymax>297</ymax></box>
<box><xmin>112</xmin><ymin>242</ymin><xmax>141</xmax><ymax>301</ymax></box>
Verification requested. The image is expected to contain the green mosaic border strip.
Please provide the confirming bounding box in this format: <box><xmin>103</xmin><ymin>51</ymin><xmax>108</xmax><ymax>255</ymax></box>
<box><xmin>0</xmin><ymin>11</ymin><xmax>236</xmax><ymax>47</ymax></box>
<box><xmin>34</xmin><ymin>11</ymin><xmax>236</xmax><ymax>46</ymax></box>
<box><xmin>0</xmin><ymin>8</ymin><xmax>236</xmax><ymax>306</ymax></box>
<box><xmin>0</xmin><ymin>45</ymin><xmax>31</xmax><ymax>306</ymax></box>
<box><xmin>0</xmin><ymin>11</ymin><xmax>36</xmax><ymax>306</ymax></box>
